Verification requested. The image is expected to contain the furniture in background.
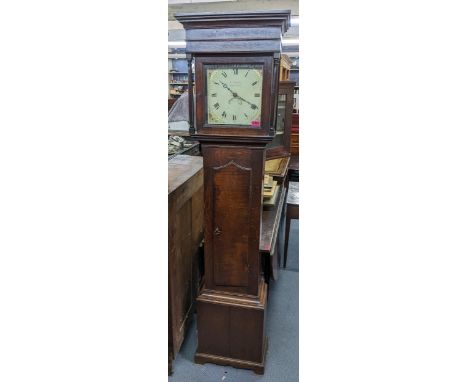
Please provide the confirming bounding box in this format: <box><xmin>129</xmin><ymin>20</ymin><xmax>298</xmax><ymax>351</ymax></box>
<box><xmin>168</xmin><ymin>134</ymin><xmax>200</xmax><ymax>160</ymax></box>
<box><xmin>289</xmin><ymin>57</ymin><xmax>299</xmax><ymax>84</ymax></box>
<box><xmin>290</xmin><ymin>112</ymin><xmax>299</xmax><ymax>156</ymax></box>
<box><xmin>168</xmin><ymin>58</ymin><xmax>191</xmax><ymax>98</ymax></box>
<box><xmin>168</xmin><ymin>155</ymin><xmax>204</xmax><ymax>374</ymax></box>
<box><xmin>168</xmin><ymin>98</ymin><xmax>177</xmax><ymax>111</ymax></box>
<box><xmin>266</xmin><ymin>80</ymin><xmax>295</xmax><ymax>161</ymax></box>
<box><xmin>288</xmin><ymin>56</ymin><xmax>299</xmax><ymax>111</ymax></box>
<box><xmin>293</xmin><ymin>86</ymin><xmax>299</xmax><ymax>112</ymax></box>
<box><xmin>284</xmin><ymin>181</ymin><xmax>299</xmax><ymax>268</ymax></box>
<box><xmin>260</xmin><ymin>179</ymin><xmax>288</xmax><ymax>283</ymax></box>
<box><xmin>168</xmin><ymin>93</ymin><xmax>200</xmax><ymax>159</ymax></box>
<box><xmin>279</xmin><ymin>54</ymin><xmax>292</xmax><ymax>80</ymax></box>
<box><xmin>261</xmin><ymin>80</ymin><xmax>296</xmax><ymax>281</ymax></box>
<box><xmin>288</xmin><ymin>154</ymin><xmax>299</xmax><ymax>182</ymax></box>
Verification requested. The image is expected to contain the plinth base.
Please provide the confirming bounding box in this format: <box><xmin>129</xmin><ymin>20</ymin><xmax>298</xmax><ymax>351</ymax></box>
<box><xmin>195</xmin><ymin>338</ymin><xmax>268</xmax><ymax>375</ymax></box>
<box><xmin>194</xmin><ymin>280</ymin><xmax>268</xmax><ymax>374</ymax></box>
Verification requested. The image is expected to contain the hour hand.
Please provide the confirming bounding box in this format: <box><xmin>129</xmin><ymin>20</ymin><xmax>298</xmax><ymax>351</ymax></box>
<box><xmin>219</xmin><ymin>81</ymin><xmax>235</xmax><ymax>96</ymax></box>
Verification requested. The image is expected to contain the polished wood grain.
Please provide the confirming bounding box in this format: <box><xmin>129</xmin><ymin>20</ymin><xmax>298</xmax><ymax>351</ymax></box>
<box><xmin>212</xmin><ymin>162</ymin><xmax>250</xmax><ymax>287</ymax></box>
<box><xmin>202</xmin><ymin>144</ymin><xmax>264</xmax><ymax>296</ymax></box>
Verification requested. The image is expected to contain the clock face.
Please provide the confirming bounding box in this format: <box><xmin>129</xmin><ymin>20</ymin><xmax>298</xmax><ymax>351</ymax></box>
<box><xmin>206</xmin><ymin>65</ymin><xmax>263</xmax><ymax>126</ymax></box>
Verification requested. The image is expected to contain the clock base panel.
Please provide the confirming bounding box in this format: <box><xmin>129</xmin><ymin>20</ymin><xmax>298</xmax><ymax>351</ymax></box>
<box><xmin>194</xmin><ymin>280</ymin><xmax>268</xmax><ymax>374</ymax></box>
<box><xmin>194</xmin><ymin>339</ymin><xmax>268</xmax><ymax>375</ymax></box>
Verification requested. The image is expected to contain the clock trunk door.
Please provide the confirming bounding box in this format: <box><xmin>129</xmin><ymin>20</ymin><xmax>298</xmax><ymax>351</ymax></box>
<box><xmin>203</xmin><ymin>145</ymin><xmax>263</xmax><ymax>296</ymax></box>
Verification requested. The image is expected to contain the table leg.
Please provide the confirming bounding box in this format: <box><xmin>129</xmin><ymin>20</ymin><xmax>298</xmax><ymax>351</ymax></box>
<box><xmin>283</xmin><ymin>210</ymin><xmax>291</xmax><ymax>268</ymax></box>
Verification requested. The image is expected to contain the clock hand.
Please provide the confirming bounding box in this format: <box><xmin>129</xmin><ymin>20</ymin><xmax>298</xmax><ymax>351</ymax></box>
<box><xmin>236</xmin><ymin>94</ymin><xmax>258</xmax><ymax>109</ymax></box>
<box><xmin>219</xmin><ymin>80</ymin><xmax>258</xmax><ymax>109</ymax></box>
<box><xmin>219</xmin><ymin>81</ymin><xmax>236</xmax><ymax>96</ymax></box>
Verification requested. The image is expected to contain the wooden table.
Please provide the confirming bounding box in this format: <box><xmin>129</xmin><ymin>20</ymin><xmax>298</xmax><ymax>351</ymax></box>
<box><xmin>259</xmin><ymin>155</ymin><xmax>291</xmax><ymax>283</ymax></box>
<box><xmin>284</xmin><ymin>181</ymin><xmax>299</xmax><ymax>268</ymax></box>
<box><xmin>260</xmin><ymin>183</ymin><xmax>287</xmax><ymax>283</ymax></box>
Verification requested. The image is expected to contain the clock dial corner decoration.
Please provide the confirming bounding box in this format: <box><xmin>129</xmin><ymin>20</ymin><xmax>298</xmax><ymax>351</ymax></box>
<box><xmin>205</xmin><ymin>64</ymin><xmax>263</xmax><ymax>127</ymax></box>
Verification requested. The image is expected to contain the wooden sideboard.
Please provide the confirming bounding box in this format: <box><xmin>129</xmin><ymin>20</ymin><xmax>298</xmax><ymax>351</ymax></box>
<box><xmin>168</xmin><ymin>155</ymin><xmax>204</xmax><ymax>374</ymax></box>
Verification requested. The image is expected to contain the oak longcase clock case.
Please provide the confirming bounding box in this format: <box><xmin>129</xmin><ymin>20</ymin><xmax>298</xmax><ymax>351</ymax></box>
<box><xmin>175</xmin><ymin>10</ymin><xmax>291</xmax><ymax>374</ymax></box>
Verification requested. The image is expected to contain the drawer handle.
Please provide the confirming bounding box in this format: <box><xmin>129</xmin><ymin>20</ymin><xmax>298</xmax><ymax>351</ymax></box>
<box><xmin>214</xmin><ymin>227</ymin><xmax>222</xmax><ymax>236</ymax></box>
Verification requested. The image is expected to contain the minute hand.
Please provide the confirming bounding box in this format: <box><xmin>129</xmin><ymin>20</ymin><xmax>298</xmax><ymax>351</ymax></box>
<box><xmin>236</xmin><ymin>94</ymin><xmax>257</xmax><ymax>108</ymax></box>
<box><xmin>219</xmin><ymin>80</ymin><xmax>258</xmax><ymax>109</ymax></box>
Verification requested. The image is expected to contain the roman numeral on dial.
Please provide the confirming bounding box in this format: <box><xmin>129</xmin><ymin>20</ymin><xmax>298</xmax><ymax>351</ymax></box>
<box><xmin>252</xmin><ymin>81</ymin><xmax>258</xmax><ymax>86</ymax></box>
<box><xmin>233</xmin><ymin>68</ymin><xmax>238</xmax><ymax>75</ymax></box>
<box><xmin>221</xmin><ymin>71</ymin><xmax>227</xmax><ymax>78</ymax></box>
<box><xmin>222</xmin><ymin>111</ymin><xmax>227</xmax><ymax>118</ymax></box>
<box><xmin>232</xmin><ymin>115</ymin><xmax>237</xmax><ymax>121</ymax></box>
<box><xmin>213</xmin><ymin>102</ymin><xmax>220</xmax><ymax>109</ymax></box>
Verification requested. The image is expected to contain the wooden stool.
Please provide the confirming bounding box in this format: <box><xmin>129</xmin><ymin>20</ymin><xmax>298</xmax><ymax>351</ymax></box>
<box><xmin>283</xmin><ymin>181</ymin><xmax>299</xmax><ymax>268</ymax></box>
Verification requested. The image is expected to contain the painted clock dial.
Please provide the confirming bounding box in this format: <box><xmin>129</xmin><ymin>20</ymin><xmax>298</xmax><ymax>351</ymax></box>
<box><xmin>206</xmin><ymin>65</ymin><xmax>263</xmax><ymax>126</ymax></box>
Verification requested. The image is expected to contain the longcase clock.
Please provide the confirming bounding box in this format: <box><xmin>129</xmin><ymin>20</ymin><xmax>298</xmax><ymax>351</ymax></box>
<box><xmin>175</xmin><ymin>10</ymin><xmax>291</xmax><ymax>374</ymax></box>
